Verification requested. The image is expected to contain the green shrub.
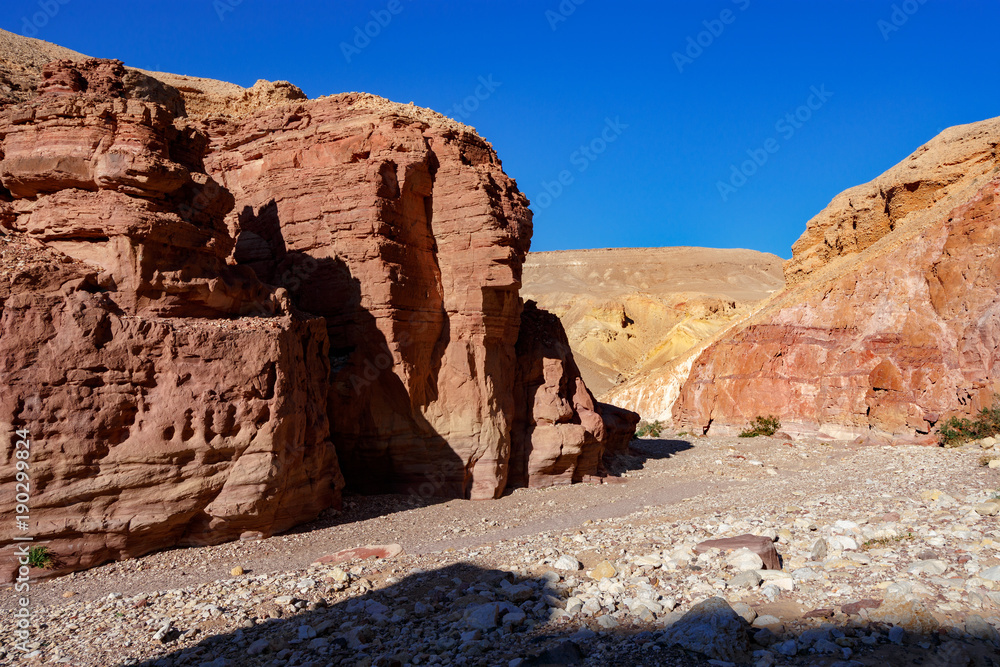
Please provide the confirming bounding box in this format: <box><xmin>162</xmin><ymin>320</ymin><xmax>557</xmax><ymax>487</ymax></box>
<box><xmin>738</xmin><ymin>415</ymin><xmax>781</xmax><ymax>438</ymax></box>
<box><xmin>27</xmin><ymin>546</ymin><xmax>55</xmax><ymax>569</ymax></box>
<box><xmin>635</xmin><ymin>420</ymin><xmax>664</xmax><ymax>438</ymax></box>
<box><xmin>939</xmin><ymin>401</ymin><xmax>1000</xmax><ymax>447</ymax></box>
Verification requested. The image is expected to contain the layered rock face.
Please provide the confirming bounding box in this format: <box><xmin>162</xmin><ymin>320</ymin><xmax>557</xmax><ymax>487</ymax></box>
<box><xmin>203</xmin><ymin>93</ymin><xmax>632</xmax><ymax>499</ymax></box>
<box><xmin>510</xmin><ymin>302</ymin><xmax>638</xmax><ymax>487</ymax></box>
<box><xmin>675</xmin><ymin>117</ymin><xmax>1000</xmax><ymax>440</ymax></box>
<box><xmin>0</xmin><ymin>46</ymin><xmax>637</xmax><ymax>580</ymax></box>
<box><xmin>0</xmin><ymin>60</ymin><xmax>341</xmax><ymax>579</ymax></box>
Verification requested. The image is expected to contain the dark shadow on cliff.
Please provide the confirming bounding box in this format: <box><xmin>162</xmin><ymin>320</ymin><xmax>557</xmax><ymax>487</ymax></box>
<box><xmin>233</xmin><ymin>202</ymin><xmax>464</xmax><ymax>504</ymax></box>
<box><xmin>121</xmin><ymin>560</ymin><xmax>1000</xmax><ymax>667</ymax></box>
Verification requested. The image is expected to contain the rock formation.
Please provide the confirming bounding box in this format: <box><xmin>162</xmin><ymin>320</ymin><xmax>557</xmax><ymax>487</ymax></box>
<box><xmin>675</xmin><ymin>116</ymin><xmax>1000</xmax><ymax>441</ymax></box>
<box><xmin>202</xmin><ymin>92</ymin><xmax>635</xmax><ymax>499</ymax></box>
<box><xmin>510</xmin><ymin>302</ymin><xmax>638</xmax><ymax>488</ymax></box>
<box><xmin>0</xmin><ymin>59</ymin><xmax>341</xmax><ymax>580</ymax></box>
<box><xmin>0</xmin><ymin>40</ymin><xmax>636</xmax><ymax>579</ymax></box>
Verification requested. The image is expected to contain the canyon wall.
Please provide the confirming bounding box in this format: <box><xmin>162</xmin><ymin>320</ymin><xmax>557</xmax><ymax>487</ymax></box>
<box><xmin>675</xmin><ymin>117</ymin><xmax>1000</xmax><ymax>441</ymax></box>
<box><xmin>0</xmin><ymin>47</ymin><xmax>636</xmax><ymax>578</ymax></box>
<box><xmin>202</xmin><ymin>92</ymin><xmax>634</xmax><ymax>499</ymax></box>
<box><xmin>0</xmin><ymin>59</ymin><xmax>341</xmax><ymax>580</ymax></box>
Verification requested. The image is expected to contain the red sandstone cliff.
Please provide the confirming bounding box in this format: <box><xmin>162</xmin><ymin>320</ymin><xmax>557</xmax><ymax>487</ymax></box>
<box><xmin>0</xmin><ymin>59</ymin><xmax>341</xmax><ymax>580</ymax></box>
<box><xmin>675</xmin><ymin>117</ymin><xmax>1000</xmax><ymax>441</ymax></box>
<box><xmin>0</xmin><ymin>48</ymin><xmax>636</xmax><ymax>578</ymax></box>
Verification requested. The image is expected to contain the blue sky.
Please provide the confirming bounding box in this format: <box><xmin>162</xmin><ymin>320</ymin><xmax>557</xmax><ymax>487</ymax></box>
<box><xmin>5</xmin><ymin>0</ymin><xmax>999</xmax><ymax>258</ymax></box>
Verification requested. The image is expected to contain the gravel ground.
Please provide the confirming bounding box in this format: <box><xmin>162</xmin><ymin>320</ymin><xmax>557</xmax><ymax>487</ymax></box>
<box><xmin>2</xmin><ymin>433</ymin><xmax>1000</xmax><ymax>666</ymax></box>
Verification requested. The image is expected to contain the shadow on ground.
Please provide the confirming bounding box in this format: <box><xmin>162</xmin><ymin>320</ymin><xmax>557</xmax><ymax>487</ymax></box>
<box><xmin>604</xmin><ymin>438</ymin><xmax>694</xmax><ymax>477</ymax></box>
<box><xmin>122</xmin><ymin>560</ymin><xmax>999</xmax><ymax>667</ymax></box>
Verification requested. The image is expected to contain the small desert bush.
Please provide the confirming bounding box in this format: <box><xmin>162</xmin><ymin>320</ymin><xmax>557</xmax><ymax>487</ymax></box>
<box><xmin>939</xmin><ymin>401</ymin><xmax>1000</xmax><ymax>447</ymax></box>
<box><xmin>635</xmin><ymin>420</ymin><xmax>664</xmax><ymax>438</ymax></box>
<box><xmin>27</xmin><ymin>546</ymin><xmax>55</xmax><ymax>569</ymax></box>
<box><xmin>738</xmin><ymin>415</ymin><xmax>781</xmax><ymax>438</ymax></box>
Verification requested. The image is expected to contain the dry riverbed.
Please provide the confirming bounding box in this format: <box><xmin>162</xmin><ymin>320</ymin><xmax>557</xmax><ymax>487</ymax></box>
<box><xmin>2</xmin><ymin>434</ymin><xmax>999</xmax><ymax>666</ymax></box>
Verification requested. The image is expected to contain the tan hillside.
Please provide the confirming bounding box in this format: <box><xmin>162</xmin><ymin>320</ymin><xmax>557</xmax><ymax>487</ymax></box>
<box><xmin>521</xmin><ymin>247</ymin><xmax>785</xmax><ymax>399</ymax></box>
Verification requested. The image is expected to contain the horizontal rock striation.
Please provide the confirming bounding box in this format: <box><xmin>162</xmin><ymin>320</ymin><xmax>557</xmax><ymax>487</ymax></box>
<box><xmin>204</xmin><ymin>93</ymin><xmax>633</xmax><ymax>499</ymax></box>
<box><xmin>676</xmin><ymin>117</ymin><xmax>1000</xmax><ymax>441</ymax></box>
<box><xmin>0</xmin><ymin>61</ymin><xmax>341</xmax><ymax>580</ymax></box>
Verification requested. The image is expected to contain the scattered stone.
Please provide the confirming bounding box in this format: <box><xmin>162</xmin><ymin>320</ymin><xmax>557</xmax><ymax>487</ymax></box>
<box><xmin>589</xmin><ymin>560</ymin><xmax>617</xmax><ymax>580</ymax></box>
<box><xmin>553</xmin><ymin>555</ymin><xmax>582</xmax><ymax>571</ymax></box>
<box><xmin>907</xmin><ymin>559</ymin><xmax>948</xmax><ymax>576</ymax></box>
<box><xmin>312</xmin><ymin>544</ymin><xmax>403</xmax><ymax>566</ymax></box>
<box><xmin>694</xmin><ymin>535</ymin><xmax>781</xmax><ymax>570</ymax></box>
<box><xmin>810</xmin><ymin>538</ymin><xmax>828</xmax><ymax>561</ymax></box>
<box><xmin>230</xmin><ymin>566</ymin><xmax>244</xmax><ymax>577</ymax></box>
<box><xmin>727</xmin><ymin>548</ymin><xmax>765</xmax><ymax>572</ymax></box>
<box><xmin>658</xmin><ymin>597</ymin><xmax>751</xmax><ymax>662</ymax></box>
<box><xmin>729</xmin><ymin>570</ymin><xmax>763</xmax><ymax>589</ymax></box>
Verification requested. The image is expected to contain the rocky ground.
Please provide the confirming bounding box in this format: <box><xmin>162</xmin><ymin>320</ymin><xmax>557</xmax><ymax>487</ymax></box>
<box><xmin>2</xmin><ymin>433</ymin><xmax>1000</xmax><ymax>666</ymax></box>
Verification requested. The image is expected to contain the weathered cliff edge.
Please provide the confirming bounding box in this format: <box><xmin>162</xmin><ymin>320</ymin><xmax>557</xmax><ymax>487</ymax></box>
<box><xmin>0</xmin><ymin>49</ymin><xmax>636</xmax><ymax>579</ymax></box>
<box><xmin>675</xmin><ymin>117</ymin><xmax>1000</xmax><ymax>441</ymax></box>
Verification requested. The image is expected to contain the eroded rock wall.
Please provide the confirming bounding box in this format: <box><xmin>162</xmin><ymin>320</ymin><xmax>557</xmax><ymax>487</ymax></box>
<box><xmin>676</xmin><ymin>117</ymin><xmax>1000</xmax><ymax>441</ymax></box>
<box><xmin>0</xmin><ymin>61</ymin><xmax>341</xmax><ymax>580</ymax></box>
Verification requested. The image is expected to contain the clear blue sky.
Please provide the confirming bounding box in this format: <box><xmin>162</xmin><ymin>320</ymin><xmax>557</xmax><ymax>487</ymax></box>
<box><xmin>5</xmin><ymin>0</ymin><xmax>999</xmax><ymax>258</ymax></box>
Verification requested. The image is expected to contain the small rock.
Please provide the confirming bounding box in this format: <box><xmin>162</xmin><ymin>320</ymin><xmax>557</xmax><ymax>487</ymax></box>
<box><xmin>230</xmin><ymin>566</ymin><xmax>244</xmax><ymax>577</ymax></box>
<box><xmin>979</xmin><ymin>565</ymin><xmax>1000</xmax><ymax>581</ymax></box>
<box><xmin>658</xmin><ymin>597</ymin><xmax>751</xmax><ymax>662</ymax></box>
<box><xmin>729</xmin><ymin>570</ymin><xmax>763</xmax><ymax>589</ymax></box>
<box><xmin>590</xmin><ymin>560</ymin><xmax>617</xmax><ymax>580</ymax></box>
<box><xmin>774</xmin><ymin>640</ymin><xmax>797</xmax><ymax>656</ymax></box>
<box><xmin>965</xmin><ymin>614</ymin><xmax>1000</xmax><ymax>642</ymax></box>
<box><xmin>907</xmin><ymin>559</ymin><xmax>948</xmax><ymax>576</ymax></box>
<box><xmin>888</xmin><ymin>626</ymin><xmax>906</xmax><ymax>644</ymax></box>
<box><xmin>246</xmin><ymin>639</ymin><xmax>269</xmax><ymax>656</ymax></box>
<box><xmin>731</xmin><ymin>602</ymin><xmax>757</xmax><ymax>624</ymax></box>
<box><xmin>810</xmin><ymin>538</ymin><xmax>828</xmax><ymax>561</ymax></box>
<box><xmin>975</xmin><ymin>502</ymin><xmax>1000</xmax><ymax>516</ymax></box>
<box><xmin>553</xmin><ymin>555</ymin><xmax>582</xmax><ymax>571</ymax></box>
<box><xmin>728</xmin><ymin>549</ymin><xmax>765</xmax><ymax>572</ymax></box>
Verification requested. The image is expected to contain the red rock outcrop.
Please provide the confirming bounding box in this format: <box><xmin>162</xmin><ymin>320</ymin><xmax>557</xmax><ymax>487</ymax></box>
<box><xmin>510</xmin><ymin>301</ymin><xmax>638</xmax><ymax>488</ymax></box>
<box><xmin>0</xmin><ymin>53</ymin><xmax>637</xmax><ymax>580</ymax></box>
<box><xmin>0</xmin><ymin>61</ymin><xmax>341</xmax><ymax>580</ymax></box>
<box><xmin>202</xmin><ymin>93</ymin><xmax>632</xmax><ymax>499</ymax></box>
<box><xmin>675</xmin><ymin>117</ymin><xmax>1000</xmax><ymax>441</ymax></box>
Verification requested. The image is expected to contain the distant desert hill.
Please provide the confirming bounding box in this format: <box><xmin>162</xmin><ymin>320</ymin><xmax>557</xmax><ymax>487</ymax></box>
<box><xmin>521</xmin><ymin>247</ymin><xmax>785</xmax><ymax>400</ymax></box>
